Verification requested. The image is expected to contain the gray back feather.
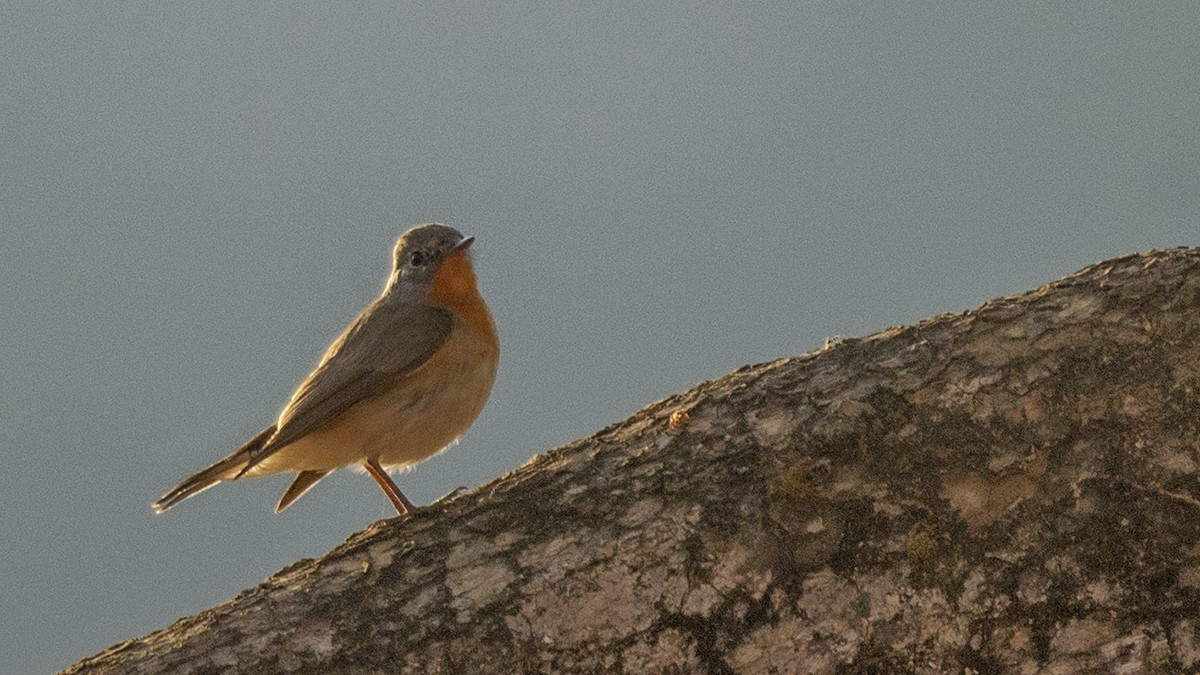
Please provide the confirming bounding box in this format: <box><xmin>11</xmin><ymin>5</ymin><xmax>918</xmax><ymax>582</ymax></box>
<box><xmin>260</xmin><ymin>297</ymin><xmax>454</xmax><ymax>456</ymax></box>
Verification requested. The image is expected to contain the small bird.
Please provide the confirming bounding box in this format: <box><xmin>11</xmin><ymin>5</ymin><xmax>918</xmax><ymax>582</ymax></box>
<box><xmin>153</xmin><ymin>224</ymin><xmax>499</xmax><ymax>515</ymax></box>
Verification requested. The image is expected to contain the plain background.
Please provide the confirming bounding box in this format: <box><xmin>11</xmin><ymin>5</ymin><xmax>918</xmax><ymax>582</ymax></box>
<box><xmin>4</xmin><ymin>3</ymin><xmax>1199</xmax><ymax>672</ymax></box>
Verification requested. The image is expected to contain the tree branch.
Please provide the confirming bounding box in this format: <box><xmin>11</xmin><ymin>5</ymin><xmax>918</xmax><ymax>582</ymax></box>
<box><xmin>66</xmin><ymin>248</ymin><xmax>1200</xmax><ymax>674</ymax></box>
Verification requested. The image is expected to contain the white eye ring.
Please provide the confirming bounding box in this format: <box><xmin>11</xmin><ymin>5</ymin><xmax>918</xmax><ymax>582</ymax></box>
<box><xmin>409</xmin><ymin>251</ymin><xmax>428</xmax><ymax>267</ymax></box>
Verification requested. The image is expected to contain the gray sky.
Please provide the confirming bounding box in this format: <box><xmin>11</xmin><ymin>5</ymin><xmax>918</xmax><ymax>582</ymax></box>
<box><xmin>3</xmin><ymin>3</ymin><xmax>1198</xmax><ymax>671</ymax></box>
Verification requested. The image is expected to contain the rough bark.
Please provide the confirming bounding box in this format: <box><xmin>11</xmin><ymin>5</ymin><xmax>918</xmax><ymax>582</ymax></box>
<box><xmin>66</xmin><ymin>248</ymin><xmax>1200</xmax><ymax>674</ymax></box>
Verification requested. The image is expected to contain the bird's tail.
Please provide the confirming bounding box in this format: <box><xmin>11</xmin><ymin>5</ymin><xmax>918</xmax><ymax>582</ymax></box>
<box><xmin>152</xmin><ymin>426</ymin><xmax>276</xmax><ymax>513</ymax></box>
<box><xmin>275</xmin><ymin>470</ymin><xmax>331</xmax><ymax>513</ymax></box>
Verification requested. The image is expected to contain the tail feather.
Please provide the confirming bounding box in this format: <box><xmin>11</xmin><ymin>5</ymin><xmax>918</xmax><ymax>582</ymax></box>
<box><xmin>275</xmin><ymin>470</ymin><xmax>331</xmax><ymax>513</ymax></box>
<box><xmin>153</xmin><ymin>426</ymin><xmax>276</xmax><ymax>513</ymax></box>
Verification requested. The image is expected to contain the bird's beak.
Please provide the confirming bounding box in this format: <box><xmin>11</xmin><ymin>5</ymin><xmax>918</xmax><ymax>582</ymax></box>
<box><xmin>452</xmin><ymin>236</ymin><xmax>475</xmax><ymax>253</ymax></box>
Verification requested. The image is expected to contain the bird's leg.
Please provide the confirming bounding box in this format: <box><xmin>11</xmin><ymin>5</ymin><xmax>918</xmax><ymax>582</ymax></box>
<box><xmin>364</xmin><ymin>458</ymin><xmax>415</xmax><ymax>516</ymax></box>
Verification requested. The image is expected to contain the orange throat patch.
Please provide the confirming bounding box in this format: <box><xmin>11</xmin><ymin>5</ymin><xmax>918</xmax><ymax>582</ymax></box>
<box><xmin>428</xmin><ymin>252</ymin><xmax>497</xmax><ymax>345</ymax></box>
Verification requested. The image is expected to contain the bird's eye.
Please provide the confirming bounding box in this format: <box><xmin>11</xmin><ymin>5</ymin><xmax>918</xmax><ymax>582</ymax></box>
<box><xmin>409</xmin><ymin>251</ymin><xmax>427</xmax><ymax>267</ymax></box>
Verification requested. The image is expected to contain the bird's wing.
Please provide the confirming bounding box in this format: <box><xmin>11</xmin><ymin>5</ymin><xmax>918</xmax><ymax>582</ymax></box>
<box><xmin>239</xmin><ymin>299</ymin><xmax>454</xmax><ymax>473</ymax></box>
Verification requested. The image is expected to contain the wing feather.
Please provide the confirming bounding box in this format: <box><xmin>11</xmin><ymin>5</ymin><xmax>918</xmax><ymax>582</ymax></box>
<box><xmin>239</xmin><ymin>299</ymin><xmax>453</xmax><ymax>473</ymax></box>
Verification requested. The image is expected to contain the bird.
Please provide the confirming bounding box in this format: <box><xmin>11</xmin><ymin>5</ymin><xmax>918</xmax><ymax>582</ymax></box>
<box><xmin>153</xmin><ymin>223</ymin><xmax>499</xmax><ymax>516</ymax></box>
